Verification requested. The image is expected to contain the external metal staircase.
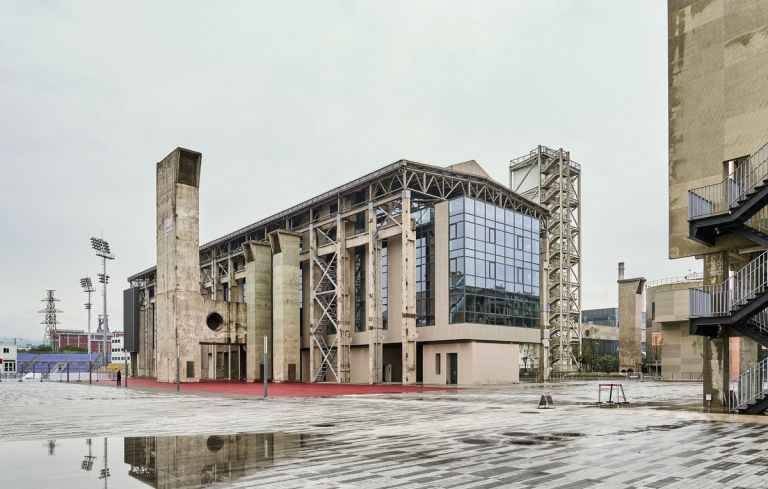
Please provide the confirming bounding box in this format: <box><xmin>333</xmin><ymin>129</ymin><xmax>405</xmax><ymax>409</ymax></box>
<box><xmin>729</xmin><ymin>357</ymin><xmax>768</xmax><ymax>414</ymax></box>
<box><xmin>688</xmin><ymin>143</ymin><xmax>768</xmax><ymax>247</ymax></box>
<box><xmin>688</xmin><ymin>143</ymin><xmax>768</xmax><ymax>414</ymax></box>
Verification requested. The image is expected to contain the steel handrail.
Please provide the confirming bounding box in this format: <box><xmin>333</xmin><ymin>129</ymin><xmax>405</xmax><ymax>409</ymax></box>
<box><xmin>729</xmin><ymin>356</ymin><xmax>768</xmax><ymax>412</ymax></box>
<box><xmin>688</xmin><ymin>142</ymin><xmax>768</xmax><ymax>220</ymax></box>
<box><xmin>688</xmin><ymin>251</ymin><xmax>768</xmax><ymax>318</ymax></box>
<box><xmin>731</xmin><ymin>250</ymin><xmax>768</xmax><ymax>309</ymax></box>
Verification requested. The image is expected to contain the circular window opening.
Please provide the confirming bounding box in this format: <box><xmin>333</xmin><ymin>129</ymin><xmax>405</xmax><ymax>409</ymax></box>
<box><xmin>206</xmin><ymin>312</ymin><xmax>224</xmax><ymax>331</ymax></box>
<box><xmin>206</xmin><ymin>435</ymin><xmax>224</xmax><ymax>452</ymax></box>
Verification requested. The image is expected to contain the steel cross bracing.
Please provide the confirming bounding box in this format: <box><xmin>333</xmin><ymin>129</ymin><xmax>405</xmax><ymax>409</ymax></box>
<box><xmin>38</xmin><ymin>290</ymin><xmax>63</xmax><ymax>351</ymax></box>
<box><xmin>511</xmin><ymin>146</ymin><xmax>581</xmax><ymax>371</ymax></box>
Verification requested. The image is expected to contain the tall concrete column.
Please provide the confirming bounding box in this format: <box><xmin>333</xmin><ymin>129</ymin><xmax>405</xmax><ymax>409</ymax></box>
<box><xmin>244</xmin><ymin>241</ymin><xmax>272</xmax><ymax>382</ymax></box>
<box><xmin>308</xmin><ymin>224</ymin><xmax>318</xmax><ymax>382</ymax></box>
<box><xmin>269</xmin><ymin>230</ymin><xmax>301</xmax><ymax>382</ymax></box>
<box><xmin>401</xmin><ymin>191</ymin><xmax>417</xmax><ymax>384</ymax></box>
<box><xmin>702</xmin><ymin>251</ymin><xmax>730</xmax><ymax>410</ymax></box>
<box><xmin>617</xmin><ymin>264</ymin><xmax>646</xmax><ymax>372</ymax></box>
<box><xmin>336</xmin><ymin>214</ymin><xmax>351</xmax><ymax>383</ymax></box>
<box><xmin>155</xmin><ymin>148</ymin><xmax>202</xmax><ymax>383</ymax></box>
<box><xmin>367</xmin><ymin>202</ymin><xmax>383</xmax><ymax>384</ymax></box>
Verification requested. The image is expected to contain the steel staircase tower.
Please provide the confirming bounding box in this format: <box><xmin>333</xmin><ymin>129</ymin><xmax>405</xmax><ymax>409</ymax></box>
<box><xmin>688</xmin><ymin>143</ymin><xmax>768</xmax><ymax>414</ymax></box>
<box><xmin>511</xmin><ymin>146</ymin><xmax>582</xmax><ymax>371</ymax></box>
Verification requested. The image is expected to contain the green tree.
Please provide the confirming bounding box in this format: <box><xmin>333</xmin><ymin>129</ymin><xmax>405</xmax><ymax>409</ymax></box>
<box><xmin>30</xmin><ymin>344</ymin><xmax>53</xmax><ymax>353</ymax></box>
<box><xmin>61</xmin><ymin>345</ymin><xmax>86</xmax><ymax>353</ymax></box>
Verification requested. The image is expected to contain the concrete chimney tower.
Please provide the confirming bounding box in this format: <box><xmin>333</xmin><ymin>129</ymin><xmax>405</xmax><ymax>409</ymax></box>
<box><xmin>618</xmin><ymin>262</ymin><xmax>625</xmax><ymax>281</ymax></box>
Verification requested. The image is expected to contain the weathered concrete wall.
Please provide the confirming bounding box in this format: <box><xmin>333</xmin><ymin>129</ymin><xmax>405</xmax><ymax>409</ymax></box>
<box><xmin>702</xmin><ymin>251</ymin><xmax>730</xmax><ymax>409</ymax></box>
<box><xmin>155</xmin><ymin>148</ymin><xmax>248</xmax><ymax>383</ymax></box>
<box><xmin>155</xmin><ymin>148</ymin><xmax>202</xmax><ymax>383</ymax></box>
<box><xmin>668</xmin><ymin>0</ymin><xmax>768</xmax><ymax>258</ymax></box>
<box><xmin>269</xmin><ymin>230</ymin><xmax>301</xmax><ymax>382</ymax></box>
<box><xmin>244</xmin><ymin>241</ymin><xmax>272</xmax><ymax>382</ymax></box>
<box><xmin>645</xmin><ymin>281</ymin><xmax>704</xmax><ymax>380</ymax></box>
<box><xmin>618</xmin><ymin>277</ymin><xmax>645</xmax><ymax>371</ymax></box>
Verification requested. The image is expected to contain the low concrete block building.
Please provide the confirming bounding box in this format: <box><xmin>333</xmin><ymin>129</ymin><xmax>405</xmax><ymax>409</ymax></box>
<box><xmin>126</xmin><ymin>148</ymin><xmax>546</xmax><ymax>385</ymax></box>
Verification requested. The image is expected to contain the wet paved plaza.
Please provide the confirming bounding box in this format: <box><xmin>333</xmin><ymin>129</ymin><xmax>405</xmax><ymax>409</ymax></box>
<box><xmin>1</xmin><ymin>380</ymin><xmax>767</xmax><ymax>488</ymax></box>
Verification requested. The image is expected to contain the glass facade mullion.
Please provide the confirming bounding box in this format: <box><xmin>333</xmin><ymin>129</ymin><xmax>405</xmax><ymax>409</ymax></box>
<box><xmin>448</xmin><ymin>196</ymin><xmax>540</xmax><ymax>328</ymax></box>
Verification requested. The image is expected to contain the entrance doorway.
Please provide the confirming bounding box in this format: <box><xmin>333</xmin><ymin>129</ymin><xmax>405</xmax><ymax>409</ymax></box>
<box><xmin>447</xmin><ymin>353</ymin><xmax>458</xmax><ymax>385</ymax></box>
<box><xmin>200</xmin><ymin>343</ymin><xmax>244</xmax><ymax>380</ymax></box>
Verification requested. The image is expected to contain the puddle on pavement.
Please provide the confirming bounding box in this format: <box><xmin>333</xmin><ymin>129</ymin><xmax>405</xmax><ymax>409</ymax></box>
<box><xmin>0</xmin><ymin>432</ymin><xmax>322</xmax><ymax>489</ymax></box>
<box><xmin>461</xmin><ymin>437</ymin><xmax>496</xmax><ymax>445</ymax></box>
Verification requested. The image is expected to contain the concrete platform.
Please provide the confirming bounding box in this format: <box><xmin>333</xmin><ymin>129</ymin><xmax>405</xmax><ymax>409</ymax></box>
<box><xmin>1</xmin><ymin>380</ymin><xmax>767</xmax><ymax>488</ymax></box>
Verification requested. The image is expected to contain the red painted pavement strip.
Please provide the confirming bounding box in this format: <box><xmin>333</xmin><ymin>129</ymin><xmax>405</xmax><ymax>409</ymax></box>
<box><xmin>96</xmin><ymin>377</ymin><xmax>458</xmax><ymax>397</ymax></box>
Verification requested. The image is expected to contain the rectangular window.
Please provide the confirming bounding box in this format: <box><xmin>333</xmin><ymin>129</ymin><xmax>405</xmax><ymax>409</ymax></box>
<box><xmin>436</xmin><ymin>353</ymin><xmax>441</xmax><ymax>374</ymax></box>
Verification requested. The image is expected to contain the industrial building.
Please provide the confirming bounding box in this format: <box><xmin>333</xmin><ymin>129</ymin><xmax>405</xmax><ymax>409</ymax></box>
<box><xmin>645</xmin><ymin>273</ymin><xmax>704</xmax><ymax>380</ymax></box>
<box><xmin>669</xmin><ymin>1</ymin><xmax>768</xmax><ymax>412</ymax></box>
<box><xmin>125</xmin><ymin>146</ymin><xmax>581</xmax><ymax>385</ymax></box>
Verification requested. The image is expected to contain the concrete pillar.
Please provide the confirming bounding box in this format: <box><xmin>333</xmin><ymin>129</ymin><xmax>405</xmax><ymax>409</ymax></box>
<box><xmin>401</xmin><ymin>191</ymin><xmax>417</xmax><ymax>384</ymax></box>
<box><xmin>702</xmin><ymin>251</ymin><xmax>730</xmax><ymax>410</ymax></box>
<box><xmin>618</xmin><ymin>274</ymin><xmax>646</xmax><ymax>372</ymax></box>
<box><xmin>336</xmin><ymin>214</ymin><xmax>351</xmax><ymax>383</ymax></box>
<box><xmin>269</xmin><ymin>230</ymin><xmax>301</xmax><ymax>382</ymax></box>
<box><xmin>155</xmin><ymin>148</ymin><xmax>202</xmax><ymax>383</ymax></box>
<box><xmin>244</xmin><ymin>241</ymin><xmax>272</xmax><ymax>382</ymax></box>
<box><xmin>738</xmin><ymin>336</ymin><xmax>759</xmax><ymax>376</ymax></box>
<box><xmin>367</xmin><ymin>202</ymin><xmax>382</xmax><ymax>384</ymax></box>
<box><xmin>308</xmin><ymin>224</ymin><xmax>318</xmax><ymax>382</ymax></box>
<box><xmin>539</xmin><ymin>230</ymin><xmax>550</xmax><ymax>382</ymax></box>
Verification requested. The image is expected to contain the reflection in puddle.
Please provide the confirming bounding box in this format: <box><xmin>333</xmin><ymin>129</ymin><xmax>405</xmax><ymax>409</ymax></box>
<box><xmin>125</xmin><ymin>432</ymin><xmax>309</xmax><ymax>488</ymax></box>
<box><xmin>2</xmin><ymin>432</ymin><xmax>317</xmax><ymax>489</ymax></box>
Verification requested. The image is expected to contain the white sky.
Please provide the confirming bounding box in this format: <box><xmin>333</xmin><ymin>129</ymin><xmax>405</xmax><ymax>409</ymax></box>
<box><xmin>0</xmin><ymin>0</ymin><xmax>697</xmax><ymax>342</ymax></box>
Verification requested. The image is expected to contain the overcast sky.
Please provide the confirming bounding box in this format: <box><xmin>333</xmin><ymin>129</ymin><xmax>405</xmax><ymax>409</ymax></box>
<box><xmin>0</xmin><ymin>0</ymin><xmax>697</xmax><ymax>342</ymax></box>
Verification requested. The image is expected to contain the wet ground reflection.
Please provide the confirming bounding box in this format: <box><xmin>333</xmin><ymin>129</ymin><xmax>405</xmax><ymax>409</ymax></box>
<box><xmin>2</xmin><ymin>432</ymin><xmax>319</xmax><ymax>489</ymax></box>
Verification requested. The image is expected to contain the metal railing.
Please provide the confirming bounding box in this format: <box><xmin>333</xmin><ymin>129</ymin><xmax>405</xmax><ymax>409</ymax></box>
<box><xmin>688</xmin><ymin>143</ymin><xmax>768</xmax><ymax>220</ymax></box>
<box><xmin>689</xmin><ymin>284</ymin><xmax>730</xmax><ymax>317</ymax></box>
<box><xmin>729</xmin><ymin>356</ymin><xmax>768</xmax><ymax>412</ymax></box>
<box><xmin>731</xmin><ymin>251</ymin><xmax>768</xmax><ymax>309</ymax></box>
<box><xmin>689</xmin><ymin>251</ymin><xmax>768</xmax><ymax>317</ymax></box>
<box><xmin>747</xmin><ymin>308</ymin><xmax>768</xmax><ymax>337</ymax></box>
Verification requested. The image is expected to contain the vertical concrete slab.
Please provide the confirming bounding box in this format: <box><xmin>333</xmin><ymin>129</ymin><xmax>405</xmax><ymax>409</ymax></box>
<box><xmin>244</xmin><ymin>241</ymin><xmax>272</xmax><ymax>382</ymax></box>
<box><xmin>617</xmin><ymin>266</ymin><xmax>646</xmax><ymax>372</ymax></box>
<box><xmin>367</xmin><ymin>202</ymin><xmax>382</xmax><ymax>384</ymax></box>
<box><xmin>269</xmin><ymin>230</ymin><xmax>301</xmax><ymax>382</ymax></box>
<box><xmin>702</xmin><ymin>251</ymin><xmax>730</xmax><ymax>410</ymax></box>
<box><xmin>155</xmin><ymin>148</ymin><xmax>202</xmax><ymax>383</ymax></box>
<box><xmin>308</xmin><ymin>224</ymin><xmax>318</xmax><ymax>381</ymax></box>
<box><xmin>434</xmin><ymin>201</ymin><xmax>449</xmax><ymax>327</ymax></box>
<box><xmin>401</xmin><ymin>191</ymin><xmax>417</xmax><ymax>384</ymax></box>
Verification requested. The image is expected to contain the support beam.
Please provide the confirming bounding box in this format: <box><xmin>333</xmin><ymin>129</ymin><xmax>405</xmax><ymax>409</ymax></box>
<box><xmin>367</xmin><ymin>202</ymin><xmax>382</xmax><ymax>384</ymax></box>
<box><xmin>702</xmin><ymin>251</ymin><xmax>730</xmax><ymax>410</ymax></box>
<box><xmin>336</xmin><ymin>214</ymin><xmax>351</xmax><ymax>383</ymax></box>
<box><xmin>401</xmin><ymin>191</ymin><xmax>417</xmax><ymax>384</ymax></box>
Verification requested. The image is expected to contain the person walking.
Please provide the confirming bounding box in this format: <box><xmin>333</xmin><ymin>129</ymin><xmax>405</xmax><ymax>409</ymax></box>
<box><xmin>116</xmin><ymin>369</ymin><xmax>122</xmax><ymax>387</ymax></box>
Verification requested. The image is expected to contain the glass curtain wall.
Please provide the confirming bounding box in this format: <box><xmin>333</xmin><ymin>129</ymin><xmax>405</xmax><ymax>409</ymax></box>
<box><xmin>448</xmin><ymin>196</ymin><xmax>540</xmax><ymax>327</ymax></box>
<box><xmin>414</xmin><ymin>205</ymin><xmax>435</xmax><ymax>326</ymax></box>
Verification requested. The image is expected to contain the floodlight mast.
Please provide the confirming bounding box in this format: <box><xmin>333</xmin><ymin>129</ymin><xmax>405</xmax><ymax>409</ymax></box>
<box><xmin>91</xmin><ymin>238</ymin><xmax>114</xmax><ymax>379</ymax></box>
<box><xmin>81</xmin><ymin>277</ymin><xmax>95</xmax><ymax>384</ymax></box>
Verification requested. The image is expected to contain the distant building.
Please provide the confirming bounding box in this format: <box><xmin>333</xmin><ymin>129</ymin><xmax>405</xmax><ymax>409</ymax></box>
<box><xmin>111</xmin><ymin>333</ymin><xmax>126</xmax><ymax>364</ymax></box>
<box><xmin>56</xmin><ymin>329</ymin><xmax>115</xmax><ymax>355</ymax></box>
<box><xmin>646</xmin><ymin>274</ymin><xmax>705</xmax><ymax>380</ymax></box>
<box><xmin>0</xmin><ymin>344</ymin><xmax>18</xmax><ymax>374</ymax></box>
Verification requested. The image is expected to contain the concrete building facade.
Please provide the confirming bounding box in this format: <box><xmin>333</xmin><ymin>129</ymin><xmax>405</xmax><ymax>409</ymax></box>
<box><xmin>126</xmin><ymin>148</ymin><xmax>547</xmax><ymax>385</ymax></box>
<box><xmin>669</xmin><ymin>1</ymin><xmax>768</xmax><ymax>412</ymax></box>
<box><xmin>646</xmin><ymin>274</ymin><xmax>704</xmax><ymax>380</ymax></box>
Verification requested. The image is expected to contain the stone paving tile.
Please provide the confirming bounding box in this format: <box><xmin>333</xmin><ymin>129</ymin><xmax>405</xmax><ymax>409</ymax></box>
<box><xmin>2</xmin><ymin>380</ymin><xmax>768</xmax><ymax>488</ymax></box>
